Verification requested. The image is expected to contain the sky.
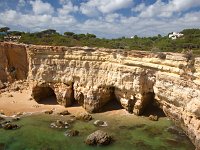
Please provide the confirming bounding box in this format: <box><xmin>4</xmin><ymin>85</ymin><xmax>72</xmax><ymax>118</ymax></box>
<box><xmin>0</xmin><ymin>0</ymin><xmax>200</xmax><ymax>38</ymax></box>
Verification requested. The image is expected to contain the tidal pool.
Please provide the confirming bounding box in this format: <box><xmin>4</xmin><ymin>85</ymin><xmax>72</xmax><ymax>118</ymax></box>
<box><xmin>0</xmin><ymin>113</ymin><xmax>195</xmax><ymax>150</ymax></box>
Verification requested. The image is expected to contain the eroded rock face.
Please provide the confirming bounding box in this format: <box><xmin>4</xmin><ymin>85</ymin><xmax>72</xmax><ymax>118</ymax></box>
<box><xmin>0</xmin><ymin>42</ymin><xmax>28</xmax><ymax>83</ymax></box>
<box><xmin>0</xmin><ymin>42</ymin><xmax>200</xmax><ymax>149</ymax></box>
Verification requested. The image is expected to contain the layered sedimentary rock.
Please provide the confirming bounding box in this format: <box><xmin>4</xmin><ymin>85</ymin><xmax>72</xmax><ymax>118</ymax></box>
<box><xmin>0</xmin><ymin>42</ymin><xmax>28</xmax><ymax>82</ymax></box>
<box><xmin>0</xmin><ymin>42</ymin><xmax>200</xmax><ymax>149</ymax></box>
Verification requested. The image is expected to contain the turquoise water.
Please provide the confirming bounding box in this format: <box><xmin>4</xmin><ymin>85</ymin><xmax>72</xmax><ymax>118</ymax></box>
<box><xmin>0</xmin><ymin>113</ymin><xmax>195</xmax><ymax>150</ymax></box>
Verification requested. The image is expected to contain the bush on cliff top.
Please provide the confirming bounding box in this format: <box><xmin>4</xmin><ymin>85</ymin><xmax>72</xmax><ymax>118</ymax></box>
<box><xmin>5</xmin><ymin>28</ymin><xmax>197</xmax><ymax>55</ymax></box>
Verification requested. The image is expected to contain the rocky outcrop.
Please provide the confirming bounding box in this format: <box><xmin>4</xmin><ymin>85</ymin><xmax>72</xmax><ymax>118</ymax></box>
<box><xmin>0</xmin><ymin>42</ymin><xmax>28</xmax><ymax>82</ymax></box>
<box><xmin>0</xmin><ymin>42</ymin><xmax>200</xmax><ymax>149</ymax></box>
<box><xmin>85</xmin><ymin>130</ymin><xmax>112</xmax><ymax>145</ymax></box>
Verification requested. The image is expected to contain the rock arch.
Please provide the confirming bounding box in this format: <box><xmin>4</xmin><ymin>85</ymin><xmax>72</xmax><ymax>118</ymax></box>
<box><xmin>32</xmin><ymin>84</ymin><xmax>58</xmax><ymax>105</ymax></box>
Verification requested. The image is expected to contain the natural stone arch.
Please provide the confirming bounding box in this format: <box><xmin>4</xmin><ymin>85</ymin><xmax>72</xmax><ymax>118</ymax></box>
<box><xmin>32</xmin><ymin>84</ymin><xmax>58</xmax><ymax>105</ymax></box>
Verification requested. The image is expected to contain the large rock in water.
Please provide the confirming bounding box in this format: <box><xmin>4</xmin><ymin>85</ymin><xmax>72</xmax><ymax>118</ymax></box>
<box><xmin>85</xmin><ymin>130</ymin><xmax>112</xmax><ymax>146</ymax></box>
<box><xmin>76</xmin><ymin>112</ymin><xmax>93</xmax><ymax>121</ymax></box>
<box><xmin>3</xmin><ymin>123</ymin><xmax>20</xmax><ymax>130</ymax></box>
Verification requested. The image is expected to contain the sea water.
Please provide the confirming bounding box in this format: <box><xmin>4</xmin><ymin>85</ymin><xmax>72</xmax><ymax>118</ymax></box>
<box><xmin>0</xmin><ymin>113</ymin><xmax>195</xmax><ymax>150</ymax></box>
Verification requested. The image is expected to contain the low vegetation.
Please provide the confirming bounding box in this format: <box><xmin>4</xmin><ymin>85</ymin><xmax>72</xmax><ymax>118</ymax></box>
<box><xmin>0</xmin><ymin>27</ymin><xmax>200</xmax><ymax>55</ymax></box>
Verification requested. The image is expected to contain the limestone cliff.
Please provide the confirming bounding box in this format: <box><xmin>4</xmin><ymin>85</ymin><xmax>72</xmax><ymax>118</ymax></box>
<box><xmin>0</xmin><ymin>42</ymin><xmax>200</xmax><ymax>149</ymax></box>
<box><xmin>0</xmin><ymin>42</ymin><xmax>28</xmax><ymax>82</ymax></box>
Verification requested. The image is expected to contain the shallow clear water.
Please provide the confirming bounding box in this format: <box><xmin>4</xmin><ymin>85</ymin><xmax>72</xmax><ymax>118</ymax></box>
<box><xmin>0</xmin><ymin>113</ymin><xmax>195</xmax><ymax>150</ymax></box>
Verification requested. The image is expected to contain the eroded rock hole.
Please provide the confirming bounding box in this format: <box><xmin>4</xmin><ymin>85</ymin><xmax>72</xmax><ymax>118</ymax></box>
<box><xmin>32</xmin><ymin>86</ymin><xmax>58</xmax><ymax>105</ymax></box>
<box><xmin>100</xmin><ymin>86</ymin><xmax>123</xmax><ymax>112</ymax></box>
<box><xmin>142</xmin><ymin>92</ymin><xmax>165</xmax><ymax>117</ymax></box>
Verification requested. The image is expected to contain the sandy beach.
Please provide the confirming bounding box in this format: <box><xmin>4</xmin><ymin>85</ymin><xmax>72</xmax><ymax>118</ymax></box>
<box><xmin>0</xmin><ymin>89</ymin><xmax>128</xmax><ymax>116</ymax></box>
<box><xmin>0</xmin><ymin>89</ymin><xmax>84</xmax><ymax>116</ymax></box>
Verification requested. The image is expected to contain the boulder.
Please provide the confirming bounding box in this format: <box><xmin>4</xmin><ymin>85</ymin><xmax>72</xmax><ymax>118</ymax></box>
<box><xmin>64</xmin><ymin>130</ymin><xmax>79</xmax><ymax>137</ymax></box>
<box><xmin>93</xmin><ymin>120</ymin><xmax>108</xmax><ymax>127</ymax></box>
<box><xmin>76</xmin><ymin>112</ymin><xmax>92</xmax><ymax>121</ymax></box>
<box><xmin>3</xmin><ymin>123</ymin><xmax>20</xmax><ymax>130</ymax></box>
<box><xmin>148</xmin><ymin>115</ymin><xmax>158</xmax><ymax>121</ymax></box>
<box><xmin>44</xmin><ymin>110</ymin><xmax>53</xmax><ymax>115</ymax></box>
<box><xmin>0</xmin><ymin>116</ymin><xmax>5</xmax><ymax>121</ymax></box>
<box><xmin>58</xmin><ymin>110</ymin><xmax>70</xmax><ymax>116</ymax></box>
<box><xmin>50</xmin><ymin>120</ymin><xmax>70</xmax><ymax>129</ymax></box>
<box><xmin>85</xmin><ymin>130</ymin><xmax>112</xmax><ymax>146</ymax></box>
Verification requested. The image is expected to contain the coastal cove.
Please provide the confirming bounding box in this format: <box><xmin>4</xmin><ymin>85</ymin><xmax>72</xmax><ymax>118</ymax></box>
<box><xmin>0</xmin><ymin>42</ymin><xmax>200</xmax><ymax>149</ymax></box>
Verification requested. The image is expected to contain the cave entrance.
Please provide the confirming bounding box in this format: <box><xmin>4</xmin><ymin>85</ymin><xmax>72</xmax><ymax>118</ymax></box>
<box><xmin>100</xmin><ymin>99</ymin><xmax>123</xmax><ymax>112</ymax></box>
<box><xmin>33</xmin><ymin>86</ymin><xmax>58</xmax><ymax>105</ymax></box>
<box><xmin>100</xmin><ymin>87</ymin><xmax>123</xmax><ymax>112</ymax></box>
<box><xmin>141</xmin><ymin>92</ymin><xmax>165</xmax><ymax>117</ymax></box>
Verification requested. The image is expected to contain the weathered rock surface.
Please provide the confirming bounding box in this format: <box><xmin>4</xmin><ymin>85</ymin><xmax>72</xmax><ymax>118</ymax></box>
<box><xmin>85</xmin><ymin>130</ymin><xmax>112</xmax><ymax>146</ymax></box>
<box><xmin>148</xmin><ymin>115</ymin><xmax>158</xmax><ymax>121</ymax></box>
<box><xmin>0</xmin><ymin>42</ymin><xmax>28</xmax><ymax>83</ymax></box>
<box><xmin>76</xmin><ymin>112</ymin><xmax>93</xmax><ymax>121</ymax></box>
<box><xmin>2</xmin><ymin>123</ymin><xmax>20</xmax><ymax>130</ymax></box>
<box><xmin>94</xmin><ymin>120</ymin><xmax>108</xmax><ymax>127</ymax></box>
<box><xmin>0</xmin><ymin>42</ymin><xmax>200</xmax><ymax>149</ymax></box>
<box><xmin>64</xmin><ymin>130</ymin><xmax>79</xmax><ymax>137</ymax></box>
<box><xmin>44</xmin><ymin>110</ymin><xmax>53</xmax><ymax>115</ymax></box>
<box><xmin>50</xmin><ymin>120</ymin><xmax>70</xmax><ymax>129</ymax></box>
<box><xmin>58</xmin><ymin>110</ymin><xmax>70</xmax><ymax>116</ymax></box>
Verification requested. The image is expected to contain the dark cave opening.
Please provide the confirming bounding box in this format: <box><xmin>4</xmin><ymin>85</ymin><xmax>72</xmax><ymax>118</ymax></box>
<box><xmin>142</xmin><ymin>99</ymin><xmax>166</xmax><ymax>117</ymax></box>
<box><xmin>100</xmin><ymin>99</ymin><xmax>124</xmax><ymax>112</ymax></box>
<box><xmin>99</xmin><ymin>86</ymin><xmax>123</xmax><ymax>112</ymax></box>
<box><xmin>33</xmin><ymin>87</ymin><xmax>58</xmax><ymax>105</ymax></box>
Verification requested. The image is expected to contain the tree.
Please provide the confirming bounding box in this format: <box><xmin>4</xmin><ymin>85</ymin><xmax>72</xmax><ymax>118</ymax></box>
<box><xmin>86</xmin><ymin>33</ymin><xmax>96</xmax><ymax>38</ymax></box>
<box><xmin>0</xmin><ymin>27</ymin><xmax>10</xmax><ymax>32</ymax></box>
<box><xmin>64</xmin><ymin>32</ymin><xmax>75</xmax><ymax>37</ymax></box>
<box><xmin>8</xmin><ymin>31</ymin><xmax>24</xmax><ymax>36</ymax></box>
<box><xmin>158</xmin><ymin>34</ymin><xmax>162</xmax><ymax>38</ymax></box>
<box><xmin>40</xmin><ymin>29</ymin><xmax>57</xmax><ymax>35</ymax></box>
<box><xmin>134</xmin><ymin>35</ymin><xmax>138</xmax><ymax>39</ymax></box>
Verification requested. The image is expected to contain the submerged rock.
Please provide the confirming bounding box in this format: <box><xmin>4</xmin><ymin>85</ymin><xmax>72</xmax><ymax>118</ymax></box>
<box><xmin>148</xmin><ymin>115</ymin><xmax>158</xmax><ymax>121</ymax></box>
<box><xmin>3</xmin><ymin>123</ymin><xmax>20</xmax><ymax>130</ymax></box>
<box><xmin>76</xmin><ymin>112</ymin><xmax>93</xmax><ymax>121</ymax></box>
<box><xmin>11</xmin><ymin>117</ymin><xmax>20</xmax><ymax>122</ymax></box>
<box><xmin>119</xmin><ymin>124</ymin><xmax>146</xmax><ymax>130</ymax></box>
<box><xmin>58</xmin><ymin>110</ymin><xmax>70</xmax><ymax>116</ymax></box>
<box><xmin>134</xmin><ymin>140</ymin><xmax>153</xmax><ymax>150</ymax></box>
<box><xmin>64</xmin><ymin>130</ymin><xmax>79</xmax><ymax>137</ymax></box>
<box><xmin>50</xmin><ymin>120</ymin><xmax>70</xmax><ymax>129</ymax></box>
<box><xmin>67</xmin><ymin>118</ymin><xmax>76</xmax><ymax>124</ymax></box>
<box><xmin>165</xmin><ymin>138</ymin><xmax>179</xmax><ymax>146</ymax></box>
<box><xmin>85</xmin><ymin>130</ymin><xmax>112</xmax><ymax>146</ymax></box>
<box><xmin>93</xmin><ymin>120</ymin><xmax>108</xmax><ymax>127</ymax></box>
<box><xmin>0</xmin><ymin>116</ymin><xmax>5</xmax><ymax>121</ymax></box>
<box><xmin>166</xmin><ymin>126</ymin><xmax>186</xmax><ymax>137</ymax></box>
<box><xmin>0</xmin><ymin>143</ymin><xmax>5</xmax><ymax>150</ymax></box>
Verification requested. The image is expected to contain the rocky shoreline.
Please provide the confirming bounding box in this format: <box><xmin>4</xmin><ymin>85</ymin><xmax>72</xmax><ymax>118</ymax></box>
<box><xmin>0</xmin><ymin>108</ymin><xmax>194</xmax><ymax>149</ymax></box>
<box><xmin>0</xmin><ymin>42</ymin><xmax>200</xmax><ymax>149</ymax></box>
